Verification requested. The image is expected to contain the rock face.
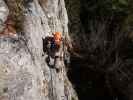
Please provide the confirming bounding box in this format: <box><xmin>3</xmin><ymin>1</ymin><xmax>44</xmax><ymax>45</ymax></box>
<box><xmin>0</xmin><ymin>0</ymin><xmax>78</xmax><ymax>100</ymax></box>
<box><xmin>0</xmin><ymin>0</ymin><xmax>9</xmax><ymax>32</ymax></box>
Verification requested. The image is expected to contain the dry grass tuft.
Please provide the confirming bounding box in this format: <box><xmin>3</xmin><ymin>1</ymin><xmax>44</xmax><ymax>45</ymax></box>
<box><xmin>5</xmin><ymin>0</ymin><xmax>25</xmax><ymax>32</ymax></box>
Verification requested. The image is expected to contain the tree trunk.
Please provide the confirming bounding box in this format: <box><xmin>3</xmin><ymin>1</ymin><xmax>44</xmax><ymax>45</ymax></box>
<box><xmin>0</xmin><ymin>0</ymin><xmax>78</xmax><ymax>100</ymax></box>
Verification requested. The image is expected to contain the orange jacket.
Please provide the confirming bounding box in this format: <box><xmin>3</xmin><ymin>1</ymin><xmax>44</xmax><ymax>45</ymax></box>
<box><xmin>53</xmin><ymin>32</ymin><xmax>62</xmax><ymax>46</ymax></box>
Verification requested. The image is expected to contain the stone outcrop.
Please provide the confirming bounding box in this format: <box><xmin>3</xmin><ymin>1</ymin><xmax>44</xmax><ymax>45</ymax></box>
<box><xmin>0</xmin><ymin>0</ymin><xmax>78</xmax><ymax>100</ymax></box>
<box><xmin>0</xmin><ymin>0</ymin><xmax>9</xmax><ymax>32</ymax></box>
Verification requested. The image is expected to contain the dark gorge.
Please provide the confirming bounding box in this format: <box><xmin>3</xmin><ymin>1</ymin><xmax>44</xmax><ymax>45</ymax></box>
<box><xmin>65</xmin><ymin>0</ymin><xmax>133</xmax><ymax>100</ymax></box>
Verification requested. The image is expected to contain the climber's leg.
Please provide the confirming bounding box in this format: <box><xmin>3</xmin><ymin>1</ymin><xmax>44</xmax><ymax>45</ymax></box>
<box><xmin>54</xmin><ymin>51</ymin><xmax>61</xmax><ymax>72</ymax></box>
<box><xmin>46</xmin><ymin>55</ymin><xmax>50</xmax><ymax>65</ymax></box>
<box><xmin>54</xmin><ymin>56</ymin><xmax>60</xmax><ymax>72</ymax></box>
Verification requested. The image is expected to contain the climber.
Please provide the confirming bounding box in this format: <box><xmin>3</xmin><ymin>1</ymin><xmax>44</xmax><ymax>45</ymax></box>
<box><xmin>43</xmin><ymin>32</ymin><xmax>63</xmax><ymax>72</ymax></box>
<box><xmin>51</xmin><ymin>32</ymin><xmax>62</xmax><ymax>51</ymax></box>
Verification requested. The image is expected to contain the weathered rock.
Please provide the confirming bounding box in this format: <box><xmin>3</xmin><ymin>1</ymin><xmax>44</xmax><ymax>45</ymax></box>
<box><xmin>0</xmin><ymin>0</ymin><xmax>78</xmax><ymax>100</ymax></box>
<box><xmin>0</xmin><ymin>0</ymin><xmax>9</xmax><ymax>32</ymax></box>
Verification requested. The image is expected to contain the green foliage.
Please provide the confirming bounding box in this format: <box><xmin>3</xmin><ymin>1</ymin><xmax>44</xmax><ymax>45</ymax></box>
<box><xmin>82</xmin><ymin>0</ymin><xmax>131</xmax><ymax>18</ymax></box>
<box><xmin>13</xmin><ymin>0</ymin><xmax>24</xmax><ymax>32</ymax></box>
<box><xmin>122</xmin><ymin>13</ymin><xmax>133</xmax><ymax>35</ymax></box>
<box><xmin>111</xmin><ymin>0</ymin><xmax>129</xmax><ymax>14</ymax></box>
<box><xmin>71</xmin><ymin>96</ymin><xmax>76</xmax><ymax>100</ymax></box>
<box><xmin>5</xmin><ymin>0</ymin><xmax>25</xmax><ymax>32</ymax></box>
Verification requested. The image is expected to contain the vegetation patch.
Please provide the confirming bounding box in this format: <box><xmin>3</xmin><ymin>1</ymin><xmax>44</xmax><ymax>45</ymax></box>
<box><xmin>5</xmin><ymin>0</ymin><xmax>25</xmax><ymax>32</ymax></box>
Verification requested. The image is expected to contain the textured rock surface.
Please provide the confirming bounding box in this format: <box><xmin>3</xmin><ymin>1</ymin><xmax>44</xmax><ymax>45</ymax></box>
<box><xmin>0</xmin><ymin>0</ymin><xmax>78</xmax><ymax>100</ymax></box>
<box><xmin>0</xmin><ymin>0</ymin><xmax>9</xmax><ymax>32</ymax></box>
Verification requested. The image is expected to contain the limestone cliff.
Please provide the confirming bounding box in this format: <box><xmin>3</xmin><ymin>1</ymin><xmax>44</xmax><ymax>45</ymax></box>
<box><xmin>0</xmin><ymin>0</ymin><xmax>78</xmax><ymax>100</ymax></box>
